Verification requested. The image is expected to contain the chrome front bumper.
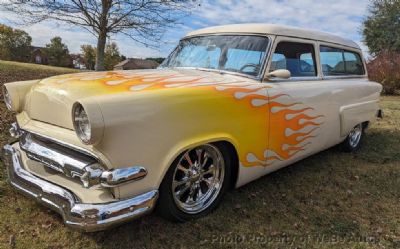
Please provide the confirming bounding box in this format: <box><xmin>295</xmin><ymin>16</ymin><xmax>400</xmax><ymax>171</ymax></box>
<box><xmin>2</xmin><ymin>144</ymin><xmax>158</xmax><ymax>232</ymax></box>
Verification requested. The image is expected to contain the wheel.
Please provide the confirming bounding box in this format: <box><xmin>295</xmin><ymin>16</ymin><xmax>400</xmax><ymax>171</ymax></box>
<box><xmin>342</xmin><ymin>123</ymin><xmax>364</xmax><ymax>152</ymax></box>
<box><xmin>157</xmin><ymin>143</ymin><xmax>232</xmax><ymax>222</ymax></box>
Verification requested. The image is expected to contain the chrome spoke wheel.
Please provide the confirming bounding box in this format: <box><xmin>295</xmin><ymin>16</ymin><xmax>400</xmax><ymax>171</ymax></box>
<box><xmin>349</xmin><ymin>124</ymin><xmax>362</xmax><ymax>148</ymax></box>
<box><xmin>172</xmin><ymin>144</ymin><xmax>225</xmax><ymax>214</ymax></box>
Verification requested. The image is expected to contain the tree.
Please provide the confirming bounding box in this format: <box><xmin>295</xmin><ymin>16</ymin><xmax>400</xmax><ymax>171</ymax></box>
<box><xmin>81</xmin><ymin>42</ymin><xmax>124</xmax><ymax>70</ymax></box>
<box><xmin>4</xmin><ymin>1</ymin><xmax>193</xmax><ymax>71</ymax></box>
<box><xmin>46</xmin><ymin>37</ymin><xmax>71</xmax><ymax>67</ymax></box>
<box><xmin>363</xmin><ymin>0</ymin><xmax>400</xmax><ymax>55</ymax></box>
<box><xmin>0</xmin><ymin>24</ymin><xmax>32</xmax><ymax>62</ymax></box>
<box><xmin>81</xmin><ymin>44</ymin><xmax>96</xmax><ymax>70</ymax></box>
<box><xmin>367</xmin><ymin>51</ymin><xmax>400</xmax><ymax>94</ymax></box>
<box><xmin>104</xmin><ymin>42</ymin><xmax>122</xmax><ymax>70</ymax></box>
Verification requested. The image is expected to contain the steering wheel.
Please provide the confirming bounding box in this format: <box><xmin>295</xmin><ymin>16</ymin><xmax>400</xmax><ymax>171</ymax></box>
<box><xmin>239</xmin><ymin>63</ymin><xmax>260</xmax><ymax>73</ymax></box>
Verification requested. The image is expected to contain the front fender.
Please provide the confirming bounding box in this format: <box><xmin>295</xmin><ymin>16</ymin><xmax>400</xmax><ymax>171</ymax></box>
<box><xmin>91</xmin><ymin>86</ymin><xmax>267</xmax><ymax>199</ymax></box>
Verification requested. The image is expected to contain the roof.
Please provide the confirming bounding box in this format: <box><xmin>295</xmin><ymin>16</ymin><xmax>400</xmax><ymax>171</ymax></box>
<box><xmin>30</xmin><ymin>46</ymin><xmax>46</xmax><ymax>52</ymax></box>
<box><xmin>114</xmin><ymin>59</ymin><xmax>130</xmax><ymax>67</ymax></box>
<box><xmin>185</xmin><ymin>23</ymin><xmax>360</xmax><ymax>49</ymax></box>
<box><xmin>114</xmin><ymin>58</ymin><xmax>159</xmax><ymax>69</ymax></box>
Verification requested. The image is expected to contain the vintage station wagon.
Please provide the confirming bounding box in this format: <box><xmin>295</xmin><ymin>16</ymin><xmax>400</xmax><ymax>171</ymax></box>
<box><xmin>2</xmin><ymin>24</ymin><xmax>382</xmax><ymax>231</ymax></box>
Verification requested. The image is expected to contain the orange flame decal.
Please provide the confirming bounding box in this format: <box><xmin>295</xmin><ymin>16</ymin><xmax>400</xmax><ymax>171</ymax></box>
<box><xmin>212</xmin><ymin>81</ymin><xmax>325</xmax><ymax>167</ymax></box>
<box><xmin>51</xmin><ymin>71</ymin><xmax>325</xmax><ymax>167</ymax></box>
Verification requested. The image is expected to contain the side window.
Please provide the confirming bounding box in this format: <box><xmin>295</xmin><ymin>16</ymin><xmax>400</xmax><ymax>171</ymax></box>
<box><xmin>344</xmin><ymin>51</ymin><xmax>364</xmax><ymax>75</ymax></box>
<box><xmin>320</xmin><ymin>46</ymin><xmax>345</xmax><ymax>75</ymax></box>
<box><xmin>299</xmin><ymin>53</ymin><xmax>315</xmax><ymax>73</ymax></box>
<box><xmin>320</xmin><ymin>46</ymin><xmax>364</xmax><ymax>76</ymax></box>
<box><xmin>270</xmin><ymin>41</ymin><xmax>317</xmax><ymax>77</ymax></box>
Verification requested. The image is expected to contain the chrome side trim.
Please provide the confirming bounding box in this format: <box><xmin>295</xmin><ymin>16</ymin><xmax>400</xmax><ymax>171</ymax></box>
<box><xmin>2</xmin><ymin>144</ymin><xmax>158</xmax><ymax>232</ymax></box>
<box><xmin>322</xmin><ymin>75</ymin><xmax>368</xmax><ymax>80</ymax></box>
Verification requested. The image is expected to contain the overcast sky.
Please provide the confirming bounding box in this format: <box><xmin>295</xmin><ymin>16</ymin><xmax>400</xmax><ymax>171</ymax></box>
<box><xmin>0</xmin><ymin>0</ymin><xmax>371</xmax><ymax>58</ymax></box>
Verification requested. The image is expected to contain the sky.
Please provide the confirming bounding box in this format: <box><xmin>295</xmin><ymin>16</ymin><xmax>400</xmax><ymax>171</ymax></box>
<box><xmin>0</xmin><ymin>0</ymin><xmax>371</xmax><ymax>58</ymax></box>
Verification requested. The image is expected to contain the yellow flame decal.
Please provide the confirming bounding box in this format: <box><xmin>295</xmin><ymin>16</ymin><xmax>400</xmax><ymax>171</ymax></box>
<box><xmin>51</xmin><ymin>71</ymin><xmax>324</xmax><ymax>167</ymax></box>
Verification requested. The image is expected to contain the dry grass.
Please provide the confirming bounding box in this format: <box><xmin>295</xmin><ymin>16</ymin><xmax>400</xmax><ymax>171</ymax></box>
<box><xmin>0</xmin><ymin>62</ymin><xmax>399</xmax><ymax>248</ymax></box>
<box><xmin>0</xmin><ymin>60</ymin><xmax>78</xmax><ymax>85</ymax></box>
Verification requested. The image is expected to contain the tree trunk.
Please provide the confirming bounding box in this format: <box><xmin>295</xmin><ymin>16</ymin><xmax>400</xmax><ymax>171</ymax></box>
<box><xmin>95</xmin><ymin>31</ymin><xmax>107</xmax><ymax>71</ymax></box>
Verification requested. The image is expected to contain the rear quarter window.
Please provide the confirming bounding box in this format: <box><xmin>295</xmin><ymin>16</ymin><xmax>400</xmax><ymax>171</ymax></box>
<box><xmin>320</xmin><ymin>46</ymin><xmax>365</xmax><ymax>76</ymax></box>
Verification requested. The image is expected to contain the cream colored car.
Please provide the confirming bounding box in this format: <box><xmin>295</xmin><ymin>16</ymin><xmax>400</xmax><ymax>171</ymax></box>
<box><xmin>2</xmin><ymin>24</ymin><xmax>382</xmax><ymax>231</ymax></box>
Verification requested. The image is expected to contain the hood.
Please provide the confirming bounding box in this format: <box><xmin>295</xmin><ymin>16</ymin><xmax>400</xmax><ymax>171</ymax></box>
<box><xmin>26</xmin><ymin>68</ymin><xmax>250</xmax><ymax>129</ymax></box>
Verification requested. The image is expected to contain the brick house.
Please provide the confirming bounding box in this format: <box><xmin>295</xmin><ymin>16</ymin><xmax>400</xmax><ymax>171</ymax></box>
<box><xmin>31</xmin><ymin>47</ymin><xmax>48</xmax><ymax>65</ymax></box>
<box><xmin>114</xmin><ymin>58</ymin><xmax>159</xmax><ymax>70</ymax></box>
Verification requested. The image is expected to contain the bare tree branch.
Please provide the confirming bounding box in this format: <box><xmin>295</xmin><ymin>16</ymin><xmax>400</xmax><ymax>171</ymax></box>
<box><xmin>1</xmin><ymin>0</ymin><xmax>195</xmax><ymax>70</ymax></box>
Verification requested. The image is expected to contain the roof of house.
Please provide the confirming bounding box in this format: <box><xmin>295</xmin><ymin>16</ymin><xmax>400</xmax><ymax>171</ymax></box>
<box><xmin>114</xmin><ymin>58</ymin><xmax>159</xmax><ymax>69</ymax></box>
<box><xmin>185</xmin><ymin>23</ymin><xmax>360</xmax><ymax>50</ymax></box>
<box><xmin>30</xmin><ymin>46</ymin><xmax>46</xmax><ymax>53</ymax></box>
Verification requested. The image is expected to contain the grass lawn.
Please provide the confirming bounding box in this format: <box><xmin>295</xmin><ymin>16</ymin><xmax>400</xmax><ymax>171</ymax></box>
<box><xmin>0</xmin><ymin>60</ymin><xmax>79</xmax><ymax>85</ymax></box>
<box><xmin>0</xmin><ymin>64</ymin><xmax>399</xmax><ymax>248</ymax></box>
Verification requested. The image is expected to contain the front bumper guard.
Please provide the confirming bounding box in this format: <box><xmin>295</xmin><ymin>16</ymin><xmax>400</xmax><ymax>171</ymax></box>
<box><xmin>2</xmin><ymin>144</ymin><xmax>158</xmax><ymax>232</ymax></box>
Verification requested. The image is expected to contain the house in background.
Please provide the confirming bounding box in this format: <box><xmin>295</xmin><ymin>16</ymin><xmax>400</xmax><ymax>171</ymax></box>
<box><xmin>114</xmin><ymin>58</ymin><xmax>159</xmax><ymax>70</ymax></box>
<box><xmin>31</xmin><ymin>47</ymin><xmax>48</xmax><ymax>65</ymax></box>
<box><xmin>71</xmin><ymin>54</ymin><xmax>87</xmax><ymax>69</ymax></box>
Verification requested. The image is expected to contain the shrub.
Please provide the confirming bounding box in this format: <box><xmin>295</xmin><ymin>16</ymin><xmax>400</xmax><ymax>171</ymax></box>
<box><xmin>367</xmin><ymin>51</ymin><xmax>400</xmax><ymax>95</ymax></box>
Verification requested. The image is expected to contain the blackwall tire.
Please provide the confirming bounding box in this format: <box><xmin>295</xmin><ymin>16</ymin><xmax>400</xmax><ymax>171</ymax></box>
<box><xmin>342</xmin><ymin>123</ymin><xmax>364</xmax><ymax>152</ymax></box>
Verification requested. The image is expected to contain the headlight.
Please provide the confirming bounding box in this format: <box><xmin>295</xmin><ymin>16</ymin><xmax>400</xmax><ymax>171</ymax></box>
<box><xmin>73</xmin><ymin>103</ymin><xmax>91</xmax><ymax>144</ymax></box>
<box><xmin>72</xmin><ymin>100</ymin><xmax>105</xmax><ymax>145</ymax></box>
<box><xmin>2</xmin><ymin>85</ymin><xmax>12</xmax><ymax>111</ymax></box>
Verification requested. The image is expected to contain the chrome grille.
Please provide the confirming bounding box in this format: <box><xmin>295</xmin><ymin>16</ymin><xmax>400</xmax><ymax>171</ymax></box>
<box><xmin>19</xmin><ymin>132</ymin><xmax>98</xmax><ymax>179</ymax></box>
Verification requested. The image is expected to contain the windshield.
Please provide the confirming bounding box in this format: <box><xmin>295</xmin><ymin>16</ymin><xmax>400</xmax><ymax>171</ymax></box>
<box><xmin>162</xmin><ymin>35</ymin><xmax>269</xmax><ymax>77</ymax></box>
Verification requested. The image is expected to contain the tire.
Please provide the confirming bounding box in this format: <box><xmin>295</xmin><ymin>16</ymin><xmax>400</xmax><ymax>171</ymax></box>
<box><xmin>156</xmin><ymin>143</ymin><xmax>232</xmax><ymax>222</ymax></box>
<box><xmin>342</xmin><ymin>123</ymin><xmax>364</xmax><ymax>152</ymax></box>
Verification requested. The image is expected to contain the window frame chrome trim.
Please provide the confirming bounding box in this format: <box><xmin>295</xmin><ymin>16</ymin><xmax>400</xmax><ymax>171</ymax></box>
<box><xmin>321</xmin><ymin>75</ymin><xmax>369</xmax><ymax>80</ymax></box>
<box><xmin>266</xmin><ymin>77</ymin><xmax>323</xmax><ymax>83</ymax></box>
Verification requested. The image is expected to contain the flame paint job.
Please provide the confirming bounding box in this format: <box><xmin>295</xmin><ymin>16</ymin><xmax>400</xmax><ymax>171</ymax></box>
<box><xmin>37</xmin><ymin>70</ymin><xmax>324</xmax><ymax>168</ymax></box>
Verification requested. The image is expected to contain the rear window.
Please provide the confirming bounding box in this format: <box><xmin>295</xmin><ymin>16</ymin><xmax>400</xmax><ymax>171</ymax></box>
<box><xmin>320</xmin><ymin>46</ymin><xmax>365</xmax><ymax>76</ymax></box>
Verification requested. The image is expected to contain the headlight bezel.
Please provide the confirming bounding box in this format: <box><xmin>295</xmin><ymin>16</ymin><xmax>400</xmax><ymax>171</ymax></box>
<box><xmin>72</xmin><ymin>103</ymin><xmax>92</xmax><ymax>144</ymax></box>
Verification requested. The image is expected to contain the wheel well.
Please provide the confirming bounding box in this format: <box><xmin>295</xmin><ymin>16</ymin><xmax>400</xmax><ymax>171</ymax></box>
<box><xmin>212</xmin><ymin>141</ymin><xmax>239</xmax><ymax>189</ymax></box>
<box><xmin>362</xmin><ymin>121</ymin><xmax>370</xmax><ymax>130</ymax></box>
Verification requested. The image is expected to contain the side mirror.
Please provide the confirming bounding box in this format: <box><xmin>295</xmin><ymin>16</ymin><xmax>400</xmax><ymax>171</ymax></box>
<box><xmin>265</xmin><ymin>69</ymin><xmax>291</xmax><ymax>80</ymax></box>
